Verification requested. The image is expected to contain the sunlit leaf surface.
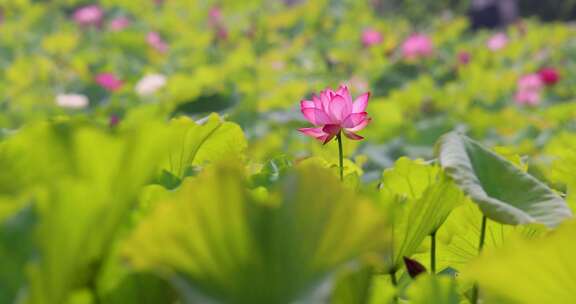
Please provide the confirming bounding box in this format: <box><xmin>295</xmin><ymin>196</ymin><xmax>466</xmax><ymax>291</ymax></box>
<box><xmin>125</xmin><ymin>162</ymin><xmax>389</xmax><ymax>303</ymax></box>
<box><xmin>437</xmin><ymin>132</ymin><xmax>572</xmax><ymax>227</ymax></box>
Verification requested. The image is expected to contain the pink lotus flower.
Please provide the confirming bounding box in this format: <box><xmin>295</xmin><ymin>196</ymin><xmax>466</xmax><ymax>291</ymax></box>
<box><xmin>73</xmin><ymin>5</ymin><xmax>104</xmax><ymax>27</ymax></box>
<box><xmin>299</xmin><ymin>85</ymin><xmax>371</xmax><ymax>144</ymax></box>
<box><xmin>109</xmin><ymin>115</ymin><xmax>120</xmax><ymax>127</ymax></box>
<box><xmin>95</xmin><ymin>73</ymin><xmax>123</xmax><ymax>92</ymax></box>
<box><xmin>147</xmin><ymin>32</ymin><xmax>168</xmax><ymax>53</ymax></box>
<box><xmin>208</xmin><ymin>5</ymin><xmax>223</xmax><ymax>27</ymax></box>
<box><xmin>361</xmin><ymin>29</ymin><xmax>383</xmax><ymax>47</ymax></box>
<box><xmin>487</xmin><ymin>33</ymin><xmax>508</xmax><ymax>51</ymax></box>
<box><xmin>538</xmin><ymin>67</ymin><xmax>560</xmax><ymax>86</ymax></box>
<box><xmin>109</xmin><ymin>16</ymin><xmax>130</xmax><ymax>31</ymax></box>
<box><xmin>216</xmin><ymin>27</ymin><xmax>228</xmax><ymax>40</ymax></box>
<box><xmin>401</xmin><ymin>34</ymin><xmax>434</xmax><ymax>60</ymax></box>
<box><xmin>514</xmin><ymin>73</ymin><xmax>543</xmax><ymax>106</ymax></box>
<box><xmin>457</xmin><ymin>51</ymin><xmax>471</xmax><ymax>65</ymax></box>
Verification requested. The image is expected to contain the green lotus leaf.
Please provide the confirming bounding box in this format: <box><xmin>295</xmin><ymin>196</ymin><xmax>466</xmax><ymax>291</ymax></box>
<box><xmin>378</xmin><ymin>157</ymin><xmax>464</xmax><ymax>273</ymax></box>
<box><xmin>124</xmin><ymin>161</ymin><xmax>389</xmax><ymax>303</ymax></box>
<box><xmin>406</xmin><ymin>275</ymin><xmax>460</xmax><ymax>304</ymax></box>
<box><xmin>463</xmin><ymin>221</ymin><xmax>576</xmax><ymax>303</ymax></box>
<box><xmin>436</xmin><ymin>132</ymin><xmax>572</xmax><ymax>227</ymax></box>
<box><xmin>163</xmin><ymin>114</ymin><xmax>247</xmax><ymax>180</ymax></box>
<box><xmin>0</xmin><ymin>120</ymin><xmax>177</xmax><ymax>304</ymax></box>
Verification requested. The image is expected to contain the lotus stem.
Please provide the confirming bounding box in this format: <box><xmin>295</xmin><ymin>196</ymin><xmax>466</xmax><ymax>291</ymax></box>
<box><xmin>430</xmin><ymin>230</ymin><xmax>437</xmax><ymax>274</ymax></box>
<box><xmin>390</xmin><ymin>270</ymin><xmax>398</xmax><ymax>286</ymax></box>
<box><xmin>390</xmin><ymin>270</ymin><xmax>398</xmax><ymax>303</ymax></box>
<box><xmin>336</xmin><ymin>132</ymin><xmax>344</xmax><ymax>181</ymax></box>
<box><xmin>472</xmin><ymin>215</ymin><xmax>488</xmax><ymax>304</ymax></box>
<box><xmin>478</xmin><ymin>215</ymin><xmax>487</xmax><ymax>253</ymax></box>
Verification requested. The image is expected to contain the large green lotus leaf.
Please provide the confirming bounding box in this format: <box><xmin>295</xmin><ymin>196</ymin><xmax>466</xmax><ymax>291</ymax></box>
<box><xmin>163</xmin><ymin>114</ymin><xmax>247</xmax><ymax>180</ymax></box>
<box><xmin>0</xmin><ymin>123</ymin><xmax>72</xmax><ymax>198</ymax></box>
<box><xmin>430</xmin><ymin>203</ymin><xmax>546</xmax><ymax>272</ymax></box>
<box><xmin>463</xmin><ymin>220</ymin><xmax>576</xmax><ymax>303</ymax></box>
<box><xmin>544</xmin><ymin>132</ymin><xmax>576</xmax><ymax>212</ymax></box>
<box><xmin>0</xmin><ymin>206</ymin><xmax>34</xmax><ymax>303</ymax></box>
<box><xmin>97</xmin><ymin>242</ymin><xmax>177</xmax><ymax>304</ymax></box>
<box><xmin>378</xmin><ymin>157</ymin><xmax>464</xmax><ymax>272</ymax></box>
<box><xmin>101</xmin><ymin>272</ymin><xmax>177</xmax><ymax>304</ymax></box>
<box><xmin>298</xmin><ymin>156</ymin><xmax>364</xmax><ymax>187</ymax></box>
<box><xmin>436</xmin><ymin>132</ymin><xmax>572</xmax><ymax>227</ymax></box>
<box><xmin>329</xmin><ymin>265</ymin><xmax>399</xmax><ymax>304</ymax></box>
<box><xmin>380</xmin><ymin>157</ymin><xmax>439</xmax><ymax>199</ymax></box>
<box><xmin>405</xmin><ymin>275</ymin><xmax>460</xmax><ymax>304</ymax></box>
<box><xmin>2</xmin><ymin>121</ymin><xmax>177</xmax><ymax>304</ymax></box>
<box><xmin>330</xmin><ymin>265</ymin><xmax>375</xmax><ymax>304</ymax></box>
<box><xmin>249</xmin><ymin>155</ymin><xmax>293</xmax><ymax>188</ymax></box>
<box><xmin>124</xmin><ymin>162</ymin><xmax>389</xmax><ymax>303</ymax></box>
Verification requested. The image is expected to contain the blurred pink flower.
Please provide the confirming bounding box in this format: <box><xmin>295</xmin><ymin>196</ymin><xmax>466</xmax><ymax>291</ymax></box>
<box><xmin>207</xmin><ymin>6</ymin><xmax>228</xmax><ymax>41</ymax></box>
<box><xmin>518</xmin><ymin>74</ymin><xmax>543</xmax><ymax>92</ymax></box>
<box><xmin>487</xmin><ymin>33</ymin><xmax>508</xmax><ymax>51</ymax></box>
<box><xmin>208</xmin><ymin>5</ymin><xmax>223</xmax><ymax>27</ymax></box>
<box><xmin>401</xmin><ymin>34</ymin><xmax>433</xmax><ymax>60</ymax></box>
<box><xmin>457</xmin><ymin>51</ymin><xmax>471</xmax><ymax>65</ymax></box>
<box><xmin>95</xmin><ymin>73</ymin><xmax>123</xmax><ymax>92</ymax></box>
<box><xmin>73</xmin><ymin>5</ymin><xmax>103</xmax><ymax>27</ymax></box>
<box><xmin>299</xmin><ymin>85</ymin><xmax>371</xmax><ymax>144</ymax></box>
<box><xmin>538</xmin><ymin>67</ymin><xmax>560</xmax><ymax>86</ymax></box>
<box><xmin>514</xmin><ymin>74</ymin><xmax>543</xmax><ymax>106</ymax></box>
<box><xmin>361</xmin><ymin>29</ymin><xmax>383</xmax><ymax>47</ymax></box>
<box><xmin>147</xmin><ymin>32</ymin><xmax>168</xmax><ymax>53</ymax></box>
<box><xmin>216</xmin><ymin>27</ymin><xmax>228</xmax><ymax>40</ymax></box>
<box><xmin>109</xmin><ymin>115</ymin><xmax>120</xmax><ymax>127</ymax></box>
<box><xmin>109</xmin><ymin>16</ymin><xmax>130</xmax><ymax>31</ymax></box>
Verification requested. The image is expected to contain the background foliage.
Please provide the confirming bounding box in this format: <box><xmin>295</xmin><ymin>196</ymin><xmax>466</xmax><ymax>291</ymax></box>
<box><xmin>1</xmin><ymin>0</ymin><xmax>576</xmax><ymax>303</ymax></box>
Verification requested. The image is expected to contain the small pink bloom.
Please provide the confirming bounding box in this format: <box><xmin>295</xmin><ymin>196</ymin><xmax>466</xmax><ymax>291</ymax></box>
<box><xmin>109</xmin><ymin>16</ymin><xmax>130</xmax><ymax>31</ymax></box>
<box><xmin>216</xmin><ymin>26</ymin><xmax>228</xmax><ymax>40</ymax></box>
<box><xmin>361</xmin><ymin>29</ymin><xmax>383</xmax><ymax>47</ymax></box>
<box><xmin>457</xmin><ymin>51</ymin><xmax>471</xmax><ymax>65</ymax></box>
<box><xmin>146</xmin><ymin>31</ymin><xmax>168</xmax><ymax>53</ymax></box>
<box><xmin>514</xmin><ymin>90</ymin><xmax>541</xmax><ymax>106</ymax></box>
<box><xmin>208</xmin><ymin>5</ymin><xmax>223</xmax><ymax>27</ymax></box>
<box><xmin>109</xmin><ymin>115</ymin><xmax>120</xmax><ymax>127</ymax></box>
<box><xmin>514</xmin><ymin>74</ymin><xmax>543</xmax><ymax>106</ymax></box>
<box><xmin>538</xmin><ymin>67</ymin><xmax>560</xmax><ymax>86</ymax></box>
<box><xmin>73</xmin><ymin>5</ymin><xmax>104</xmax><ymax>27</ymax></box>
<box><xmin>401</xmin><ymin>34</ymin><xmax>434</xmax><ymax>60</ymax></box>
<box><xmin>518</xmin><ymin>74</ymin><xmax>543</xmax><ymax>92</ymax></box>
<box><xmin>298</xmin><ymin>85</ymin><xmax>371</xmax><ymax>144</ymax></box>
<box><xmin>95</xmin><ymin>73</ymin><xmax>123</xmax><ymax>92</ymax></box>
<box><xmin>487</xmin><ymin>33</ymin><xmax>508</xmax><ymax>51</ymax></box>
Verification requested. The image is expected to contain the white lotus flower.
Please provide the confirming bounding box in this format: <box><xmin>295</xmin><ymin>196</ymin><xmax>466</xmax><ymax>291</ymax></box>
<box><xmin>56</xmin><ymin>94</ymin><xmax>89</xmax><ymax>109</ymax></box>
<box><xmin>135</xmin><ymin>74</ymin><xmax>167</xmax><ymax>96</ymax></box>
